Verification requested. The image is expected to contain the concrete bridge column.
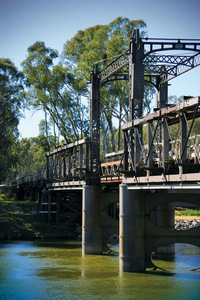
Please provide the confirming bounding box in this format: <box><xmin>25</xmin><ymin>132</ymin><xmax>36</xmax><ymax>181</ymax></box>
<box><xmin>119</xmin><ymin>184</ymin><xmax>145</xmax><ymax>272</ymax></box>
<box><xmin>151</xmin><ymin>201</ymin><xmax>175</xmax><ymax>255</ymax></box>
<box><xmin>101</xmin><ymin>190</ymin><xmax>119</xmax><ymax>252</ymax></box>
<box><xmin>82</xmin><ymin>185</ymin><xmax>102</xmax><ymax>255</ymax></box>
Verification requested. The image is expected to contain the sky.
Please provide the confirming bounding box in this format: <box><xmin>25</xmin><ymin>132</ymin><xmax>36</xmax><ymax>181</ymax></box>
<box><xmin>1</xmin><ymin>0</ymin><xmax>200</xmax><ymax>138</ymax></box>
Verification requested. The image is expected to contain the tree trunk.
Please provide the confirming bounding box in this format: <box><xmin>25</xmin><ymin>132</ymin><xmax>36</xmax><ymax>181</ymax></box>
<box><xmin>105</xmin><ymin>112</ymin><xmax>116</xmax><ymax>153</ymax></box>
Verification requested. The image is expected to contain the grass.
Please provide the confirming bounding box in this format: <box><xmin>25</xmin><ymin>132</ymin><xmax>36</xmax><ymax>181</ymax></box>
<box><xmin>175</xmin><ymin>209</ymin><xmax>200</xmax><ymax>217</ymax></box>
<box><xmin>0</xmin><ymin>188</ymin><xmax>36</xmax><ymax>214</ymax></box>
<box><xmin>0</xmin><ymin>187</ymin><xmax>76</xmax><ymax>240</ymax></box>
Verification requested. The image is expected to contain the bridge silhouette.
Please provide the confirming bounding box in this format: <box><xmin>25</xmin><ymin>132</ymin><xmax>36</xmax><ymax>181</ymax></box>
<box><xmin>15</xmin><ymin>29</ymin><xmax>200</xmax><ymax>272</ymax></box>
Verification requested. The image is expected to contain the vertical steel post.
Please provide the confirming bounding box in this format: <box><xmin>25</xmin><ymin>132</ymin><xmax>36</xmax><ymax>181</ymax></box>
<box><xmin>123</xmin><ymin>131</ymin><xmax>128</xmax><ymax>174</ymax></box>
<box><xmin>157</xmin><ymin>76</ymin><xmax>168</xmax><ymax>167</ymax></box>
<box><xmin>156</xmin><ymin>75</ymin><xmax>168</xmax><ymax>109</ymax></box>
<box><xmin>89</xmin><ymin>63</ymin><xmax>100</xmax><ymax>185</ymax></box>
<box><xmin>162</xmin><ymin>117</ymin><xmax>169</xmax><ymax>169</ymax></box>
<box><xmin>147</xmin><ymin>121</ymin><xmax>153</xmax><ymax>176</ymax></box>
<box><xmin>72</xmin><ymin>146</ymin><xmax>77</xmax><ymax>178</ymax></box>
<box><xmin>180</xmin><ymin>114</ymin><xmax>187</xmax><ymax>163</ymax></box>
<box><xmin>79</xmin><ymin>144</ymin><xmax>83</xmax><ymax>180</ymax></box>
<box><xmin>63</xmin><ymin>154</ymin><xmax>66</xmax><ymax>179</ymax></box>
<box><xmin>134</xmin><ymin>127</ymin><xmax>140</xmax><ymax>170</ymax></box>
<box><xmin>129</xmin><ymin>28</ymin><xmax>144</xmax><ymax>121</ymax></box>
<box><xmin>129</xmin><ymin>29</ymin><xmax>144</xmax><ymax>171</ymax></box>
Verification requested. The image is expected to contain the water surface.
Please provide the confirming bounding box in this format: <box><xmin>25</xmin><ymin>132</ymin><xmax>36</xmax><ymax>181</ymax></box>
<box><xmin>0</xmin><ymin>240</ymin><xmax>200</xmax><ymax>299</ymax></box>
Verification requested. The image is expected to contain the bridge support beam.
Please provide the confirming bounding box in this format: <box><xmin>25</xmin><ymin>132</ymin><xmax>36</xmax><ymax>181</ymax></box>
<box><xmin>119</xmin><ymin>184</ymin><xmax>145</xmax><ymax>272</ymax></box>
<box><xmin>82</xmin><ymin>185</ymin><xmax>102</xmax><ymax>255</ymax></box>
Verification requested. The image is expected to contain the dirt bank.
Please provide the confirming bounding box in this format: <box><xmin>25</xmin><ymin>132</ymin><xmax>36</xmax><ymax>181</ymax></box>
<box><xmin>175</xmin><ymin>215</ymin><xmax>200</xmax><ymax>221</ymax></box>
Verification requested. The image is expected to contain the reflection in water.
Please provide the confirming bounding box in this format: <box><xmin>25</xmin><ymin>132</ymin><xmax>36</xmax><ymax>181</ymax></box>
<box><xmin>152</xmin><ymin>243</ymin><xmax>200</xmax><ymax>273</ymax></box>
<box><xmin>0</xmin><ymin>241</ymin><xmax>200</xmax><ymax>299</ymax></box>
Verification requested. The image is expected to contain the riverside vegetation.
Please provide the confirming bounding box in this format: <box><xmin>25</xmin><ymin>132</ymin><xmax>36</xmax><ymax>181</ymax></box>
<box><xmin>0</xmin><ymin>187</ymin><xmax>77</xmax><ymax>240</ymax></box>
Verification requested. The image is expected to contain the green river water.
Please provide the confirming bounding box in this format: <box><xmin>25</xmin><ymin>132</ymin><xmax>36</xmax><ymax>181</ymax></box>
<box><xmin>0</xmin><ymin>240</ymin><xmax>200</xmax><ymax>300</ymax></box>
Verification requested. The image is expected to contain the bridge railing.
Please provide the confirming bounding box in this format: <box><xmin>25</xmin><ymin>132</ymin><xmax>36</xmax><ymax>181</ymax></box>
<box><xmin>12</xmin><ymin>169</ymin><xmax>47</xmax><ymax>187</ymax></box>
<box><xmin>122</xmin><ymin>96</ymin><xmax>200</xmax><ymax>184</ymax></box>
<box><xmin>46</xmin><ymin>138</ymin><xmax>90</xmax><ymax>183</ymax></box>
<box><xmin>100</xmin><ymin>151</ymin><xmax>123</xmax><ymax>183</ymax></box>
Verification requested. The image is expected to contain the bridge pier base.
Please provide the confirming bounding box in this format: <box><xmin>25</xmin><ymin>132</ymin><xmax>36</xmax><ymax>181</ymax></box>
<box><xmin>82</xmin><ymin>185</ymin><xmax>102</xmax><ymax>255</ymax></box>
<box><xmin>119</xmin><ymin>184</ymin><xmax>145</xmax><ymax>272</ymax></box>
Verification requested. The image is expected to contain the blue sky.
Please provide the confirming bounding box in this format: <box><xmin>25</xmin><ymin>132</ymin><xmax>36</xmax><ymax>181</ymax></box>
<box><xmin>1</xmin><ymin>0</ymin><xmax>200</xmax><ymax>138</ymax></box>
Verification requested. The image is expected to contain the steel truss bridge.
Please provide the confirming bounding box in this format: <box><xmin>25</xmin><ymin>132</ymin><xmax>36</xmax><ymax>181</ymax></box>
<box><xmin>14</xmin><ymin>29</ymin><xmax>200</xmax><ymax>273</ymax></box>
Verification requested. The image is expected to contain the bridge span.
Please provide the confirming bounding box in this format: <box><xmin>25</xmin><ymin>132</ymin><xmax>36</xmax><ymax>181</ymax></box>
<box><xmin>14</xmin><ymin>29</ymin><xmax>200</xmax><ymax>272</ymax></box>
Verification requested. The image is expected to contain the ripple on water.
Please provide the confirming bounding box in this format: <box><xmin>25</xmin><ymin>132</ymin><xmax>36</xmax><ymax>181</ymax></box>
<box><xmin>0</xmin><ymin>240</ymin><xmax>200</xmax><ymax>300</ymax></box>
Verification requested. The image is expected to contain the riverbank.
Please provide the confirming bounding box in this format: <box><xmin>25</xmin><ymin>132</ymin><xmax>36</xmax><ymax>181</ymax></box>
<box><xmin>0</xmin><ymin>187</ymin><xmax>77</xmax><ymax>240</ymax></box>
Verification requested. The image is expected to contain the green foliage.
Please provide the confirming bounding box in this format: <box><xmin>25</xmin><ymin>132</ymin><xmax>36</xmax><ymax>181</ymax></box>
<box><xmin>63</xmin><ymin>17</ymin><xmax>146</xmax><ymax>83</ymax></box>
<box><xmin>63</xmin><ymin>17</ymin><xmax>153</xmax><ymax>154</ymax></box>
<box><xmin>0</xmin><ymin>188</ymin><xmax>35</xmax><ymax>214</ymax></box>
<box><xmin>22</xmin><ymin>41</ymin><xmax>89</xmax><ymax>144</ymax></box>
<box><xmin>176</xmin><ymin>209</ymin><xmax>200</xmax><ymax>217</ymax></box>
<box><xmin>0</xmin><ymin>58</ymin><xmax>24</xmax><ymax>183</ymax></box>
<box><xmin>13</xmin><ymin>137</ymin><xmax>47</xmax><ymax>179</ymax></box>
<box><xmin>0</xmin><ymin>192</ymin><xmax>5</xmax><ymax>201</ymax></box>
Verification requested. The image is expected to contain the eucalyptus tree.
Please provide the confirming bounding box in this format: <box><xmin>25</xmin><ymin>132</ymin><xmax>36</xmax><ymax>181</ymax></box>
<box><xmin>63</xmin><ymin>17</ymin><xmax>149</xmax><ymax>153</ymax></box>
<box><xmin>13</xmin><ymin>137</ymin><xmax>49</xmax><ymax>179</ymax></box>
<box><xmin>0</xmin><ymin>58</ymin><xmax>24</xmax><ymax>182</ymax></box>
<box><xmin>22</xmin><ymin>41</ymin><xmax>89</xmax><ymax>147</ymax></box>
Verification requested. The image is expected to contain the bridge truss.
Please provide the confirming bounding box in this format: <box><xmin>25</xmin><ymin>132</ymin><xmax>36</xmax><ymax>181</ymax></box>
<box><xmin>122</xmin><ymin>96</ymin><xmax>200</xmax><ymax>186</ymax></box>
<box><xmin>98</xmin><ymin>36</ymin><xmax>200</xmax><ymax>87</ymax></box>
<box><xmin>89</xmin><ymin>29</ymin><xmax>200</xmax><ymax>185</ymax></box>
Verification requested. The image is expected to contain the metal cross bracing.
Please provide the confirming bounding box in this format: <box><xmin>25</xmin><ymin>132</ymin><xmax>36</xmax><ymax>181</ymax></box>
<box><xmin>121</xmin><ymin>96</ymin><xmax>200</xmax><ymax>186</ymax></box>
<box><xmin>98</xmin><ymin>51</ymin><xmax>129</xmax><ymax>84</ymax></box>
<box><xmin>98</xmin><ymin>37</ymin><xmax>200</xmax><ymax>86</ymax></box>
<box><xmin>98</xmin><ymin>51</ymin><xmax>200</xmax><ymax>87</ymax></box>
<box><xmin>46</xmin><ymin>138</ymin><xmax>91</xmax><ymax>189</ymax></box>
<box><xmin>144</xmin><ymin>52</ymin><xmax>200</xmax><ymax>87</ymax></box>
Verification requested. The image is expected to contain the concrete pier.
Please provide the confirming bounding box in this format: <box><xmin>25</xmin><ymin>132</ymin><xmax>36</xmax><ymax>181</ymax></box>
<box><xmin>82</xmin><ymin>185</ymin><xmax>102</xmax><ymax>255</ymax></box>
<box><xmin>119</xmin><ymin>184</ymin><xmax>145</xmax><ymax>272</ymax></box>
<box><xmin>101</xmin><ymin>189</ymin><xmax>119</xmax><ymax>252</ymax></box>
<box><xmin>151</xmin><ymin>201</ymin><xmax>175</xmax><ymax>255</ymax></box>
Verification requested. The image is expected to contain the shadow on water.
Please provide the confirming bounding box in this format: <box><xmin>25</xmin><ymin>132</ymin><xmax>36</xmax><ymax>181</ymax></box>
<box><xmin>151</xmin><ymin>243</ymin><xmax>200</xmax><ymax>275</ymax></box>
<box><xmin>34</xmin><ymin>239</ymin><xmax>82</xmax><ymax>249</ymax></box>
<box><xmin>108</xmin><ymin>242</ymin><xmax>200</xmax><ymax>276</ymax></box>
<box><xmin>0</xmin><ymin>239</ymin><xmax>81</xmax><ymax>250</ymax></box>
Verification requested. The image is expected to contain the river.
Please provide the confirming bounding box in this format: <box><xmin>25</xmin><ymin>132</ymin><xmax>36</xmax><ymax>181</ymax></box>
<box><xmin>0</xmin><ymin>240</ymin><xmax>200</xmax><ymax>299</ymax></box>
